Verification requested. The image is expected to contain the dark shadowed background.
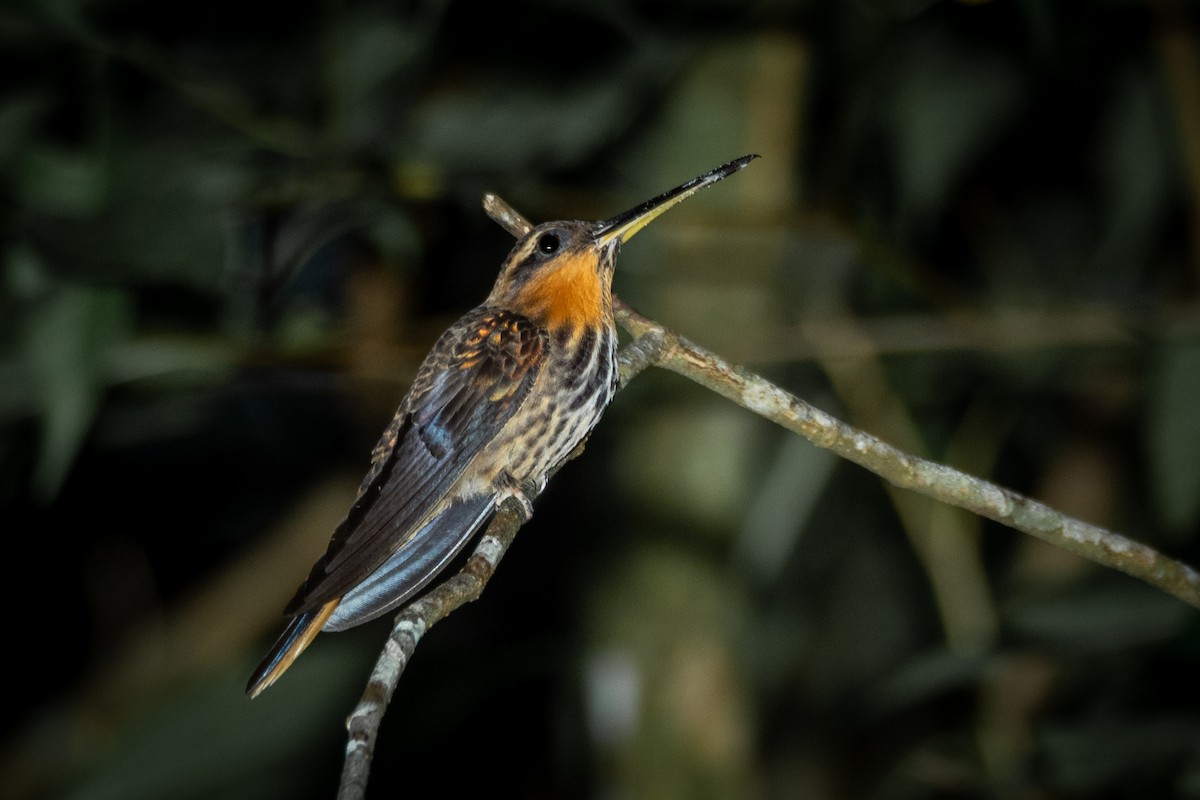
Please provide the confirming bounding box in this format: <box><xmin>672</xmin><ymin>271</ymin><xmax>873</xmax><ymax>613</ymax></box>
<box><xmin>3</xmin><ymin>0</ymin><xmax>1199</xmax><ymax>798</ymax></box>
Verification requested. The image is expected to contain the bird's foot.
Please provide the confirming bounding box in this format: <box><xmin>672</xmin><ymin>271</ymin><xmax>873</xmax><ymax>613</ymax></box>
<box><xmin>495</xmin><ymin>473</ymin><xmax>536</xmax><ymax>521</ymax></box>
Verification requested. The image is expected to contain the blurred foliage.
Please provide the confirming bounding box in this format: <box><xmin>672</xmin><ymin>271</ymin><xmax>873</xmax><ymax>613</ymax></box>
<box><xmin>3</xmin><ymin>0</ymin><xmax>1200</xmax><ymax>798</ymax></box>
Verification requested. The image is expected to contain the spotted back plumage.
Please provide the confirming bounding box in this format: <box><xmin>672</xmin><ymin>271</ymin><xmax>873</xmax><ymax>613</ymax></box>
<box><xmin>284</xmin><ymin>307</ymin><xmax>552</xmax><ymax>617</ymax></box>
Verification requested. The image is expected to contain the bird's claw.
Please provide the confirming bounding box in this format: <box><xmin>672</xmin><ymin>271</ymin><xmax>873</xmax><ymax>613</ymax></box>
<box><xmin>496</xmin><ymin>473</ymin><xmax>537</xmax><ymax>521</ymax></box>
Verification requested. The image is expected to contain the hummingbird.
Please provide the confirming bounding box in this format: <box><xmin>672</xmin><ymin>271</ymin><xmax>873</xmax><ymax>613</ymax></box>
<box><xmin>246</xmin><ymin>154</ymin><xmax>758</xmax><ymax>697</ymax></box>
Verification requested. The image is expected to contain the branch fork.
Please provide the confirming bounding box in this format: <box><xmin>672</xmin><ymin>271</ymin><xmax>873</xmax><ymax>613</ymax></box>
<box><xmin>334</xmin><ymin>195</ymin><xmax>1200</xmax><ymax>798</ymax></box>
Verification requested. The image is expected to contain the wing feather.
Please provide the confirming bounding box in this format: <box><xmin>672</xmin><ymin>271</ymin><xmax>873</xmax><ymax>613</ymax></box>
<box><xmin>285</xmin><ymin>307</ymin><xmax>546</xmax><ymax>615</ymax></box>
<box><xmin>322</xmin><ymin>494</ymin><xmax>496</xmax><ymax>631</ymax></box>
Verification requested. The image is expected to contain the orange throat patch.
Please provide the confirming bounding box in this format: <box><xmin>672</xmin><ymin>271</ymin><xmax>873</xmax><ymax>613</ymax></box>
<box><xmin>518</xmin><ymin>252</ymin><xmax>608</xmax><ymax>330</ymax></box>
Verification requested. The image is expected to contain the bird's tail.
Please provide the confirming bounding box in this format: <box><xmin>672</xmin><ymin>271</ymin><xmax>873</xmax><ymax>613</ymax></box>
<box><xmin>246</xmin><ymin>598</ymin><xmax>339</xmax><ymax>698</ymax></box>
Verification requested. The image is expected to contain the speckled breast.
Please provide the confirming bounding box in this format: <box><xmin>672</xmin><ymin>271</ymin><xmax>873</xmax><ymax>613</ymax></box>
<box><xmin>489</xmin><ymin>320</ymin><xmax>619</xmax><ymax>486</ymax></box>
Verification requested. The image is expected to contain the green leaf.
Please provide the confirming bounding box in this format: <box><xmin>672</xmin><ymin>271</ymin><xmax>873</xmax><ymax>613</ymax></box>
<box><xmin>17</xmin><ymin>144</ymin><xmax>110</xmax><ymax>217</ymax></box>
<box><xmin>1091</xmin><ymin>65</ymin><xmax>1175</xmax><ymax>284</ymax></box>
<box><xmin>21</xmin><ymin>261</ymin><xmax>132</xmax><ymax>501</ymax></box>
<box><xmin>1148</xmin><ymin>341</ymin><xmax>1200</xmax><ymax>536</ymax></box>
<box><xmin>1041</xmin><ymin>716</ymin><xmax>1200</xmax><ymax>794</ymax></box>
<box><xmin>65</xmin><ymin>647</ymin><xmax>367</xmax><ymax>800</ymax></box>
<box><xmin>327</xmin><ymin>5</ymin><xmax>442</xmax><ymax>150</ymax></box>
<box><xmin>1006</xmin><ymin>582</ymin><xmax>1192</xmax><ymax>650</ymax></box>
<box><xmin>888</xmin><ymin>30</ymin><xmax>1024</xmax><ymax>229</ymax></box>
<box><xmin>0</xmin><ymin>91</ymin><xmax>50</xmax><ymax>163</ymax></box>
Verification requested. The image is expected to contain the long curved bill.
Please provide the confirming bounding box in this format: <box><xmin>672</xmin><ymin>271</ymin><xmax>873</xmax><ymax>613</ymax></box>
<box><xmin>594</xmin><ymin>154</ymin><xmax>759</xmax><ymax>247</ymax></box>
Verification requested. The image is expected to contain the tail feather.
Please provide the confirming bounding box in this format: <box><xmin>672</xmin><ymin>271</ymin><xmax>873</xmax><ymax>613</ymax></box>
<box><xmin>323</xmin><ymin>495</ymin><xmax>495</xmax><ymax>631</ymax></box>
<box><xmin>246</xmin><ymin>598</ymin><xmax>339</xmax><ymax>698</ymax></box>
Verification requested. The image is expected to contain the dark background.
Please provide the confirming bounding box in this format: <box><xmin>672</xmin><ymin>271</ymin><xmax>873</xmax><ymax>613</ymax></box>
<box><xmin>3</xmin><ymin>0</ymin><xmax>1200</xmax><ymax>798</ymax></box>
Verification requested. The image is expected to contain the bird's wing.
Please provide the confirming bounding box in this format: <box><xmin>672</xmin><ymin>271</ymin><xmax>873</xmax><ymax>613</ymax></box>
<box><xmin>320</xmin><ymin>494</ymin><xmax>497</xmax><ymax>630</ymax></box>
<box><xmin>285</xmin><ymin>306</ymin><xmax>547</xmax><ymax>616</ymax></box>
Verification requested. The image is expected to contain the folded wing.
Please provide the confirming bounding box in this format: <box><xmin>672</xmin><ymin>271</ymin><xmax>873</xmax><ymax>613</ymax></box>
<box><xmin>288</xmin><ymin>307</ymin><xmax>548</xmax><ymax>618</ymax></box>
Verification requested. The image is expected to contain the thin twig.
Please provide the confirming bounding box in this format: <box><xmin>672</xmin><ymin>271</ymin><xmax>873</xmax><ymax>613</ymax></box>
<box><xmin>335</xmin><ymin>324</ymin><xmax>680</xmax><ymax>798</ymax></box>
<box><xmin>337</xmin><ymin>498</ymin><xmax>529</xmax><ymax>800</ymax></box>
<box><xmin>482</xmin><ymin>193</ymin><xmax>535</xmax><ymax>238</ymax></box>
<box><xmin>613</xmin><ymin>296</ymin><xmax>1200</xmax><ymax>609</ymax></box>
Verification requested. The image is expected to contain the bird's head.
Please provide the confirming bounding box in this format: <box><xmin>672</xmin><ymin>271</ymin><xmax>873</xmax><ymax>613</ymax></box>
<box><xmin>486</xmin><ymin>155</ymin><xmax>758</xmax><ymax>331</ymax></box>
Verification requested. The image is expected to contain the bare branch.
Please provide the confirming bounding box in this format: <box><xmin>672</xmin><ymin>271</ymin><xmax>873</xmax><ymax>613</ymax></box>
<box><xmin>334</xmin><ymin>318</ymin><xmax>679</xmax><ymax>797</ymax></box>
<box><xmin>337</xmin><ymin>195</ymin><xmax>1199</xmax><ymax>796</ymax></box>
<box><xmin>337</xmin><ymin>497</ymin><xmax>530</xmax><ymax>800</ymax></box>
<box><xmin>482</xmin><ymin>192</ymin><xmax>534</xmax><ymax>238</ymax></box>
<box><xmin>613</xmin><ymin>296</ymin><xmax>1200</xmax><ymax>609</ymax></box>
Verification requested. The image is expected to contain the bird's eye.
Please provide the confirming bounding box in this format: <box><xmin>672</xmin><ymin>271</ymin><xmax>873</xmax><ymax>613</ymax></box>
<box><xmin>537</xmin><ymin>233</ymin><xmax>560</xmax><ymax>255</ymax></box>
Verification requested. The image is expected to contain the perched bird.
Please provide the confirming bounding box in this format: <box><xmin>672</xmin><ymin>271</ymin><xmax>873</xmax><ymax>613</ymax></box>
<box><xmin>247</xmin><ymin>154</ymin><xmax>758</xmax><ymax>697</ymax></box>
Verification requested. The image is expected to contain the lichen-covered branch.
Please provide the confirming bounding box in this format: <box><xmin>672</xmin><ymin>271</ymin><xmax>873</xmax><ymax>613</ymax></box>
<box><xmin>613</xmin><ymin>296</ymin><xmax>1200</xmax><ymax>609</ymax></box>
<box><xmin>337</xmin><ymin>200</ymin><xmax>1200</xmax><ymax>798</ymax></box>
<box><xmin>336</xmin><ymin>316</ymin><xmax>705</xmax><ymax>796</ymax></box>
<box><xmin>336</xmin><ymin>497</ymin><xmax>529</xmax><ymax>800</ymax></box>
